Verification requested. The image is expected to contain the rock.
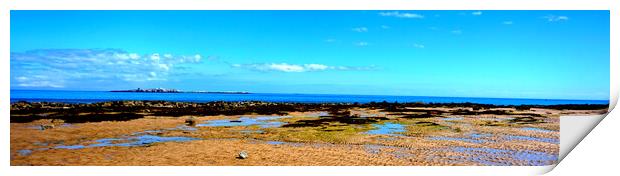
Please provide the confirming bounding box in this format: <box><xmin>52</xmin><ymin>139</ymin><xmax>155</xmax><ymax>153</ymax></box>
<box><xmin>40</xmin><ymin>124</ymin><xmax>54</xmax><ymax>130</ymax></box>
<box><xmin>51</xmin><ymin>119</ymin><xmax>65</xmax><ymax>124</ymax></box>
<box><xmin>185</xmin><ymin>117</ymin><xmax>197</xmax><ymax>126</ymax></box>
<box><xmin>238</xmin><ymin>151</ymin><xmax>248</xmax><ymax>159</ymax></box>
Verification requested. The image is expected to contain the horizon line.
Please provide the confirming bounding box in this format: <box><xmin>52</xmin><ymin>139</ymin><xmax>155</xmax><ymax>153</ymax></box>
<box><xmin>10</xmin><ymin>89</ymin><xmax>610</xmax><ymax>102</ymax></box>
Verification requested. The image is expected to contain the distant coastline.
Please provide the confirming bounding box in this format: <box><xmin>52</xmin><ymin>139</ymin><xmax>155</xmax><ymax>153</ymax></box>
<box><xmin>110</xmin><ymin>88</ymin><xmax>250</xmax><ymax>94</ymax></box>
<box><xmin>10</xmin><ymin>89</ymin><xmax>608</xmax><ymax>105</ymax></box>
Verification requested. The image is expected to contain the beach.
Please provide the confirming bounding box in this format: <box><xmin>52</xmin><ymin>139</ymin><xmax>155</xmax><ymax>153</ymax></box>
<box><xmin>10</xmin><ymin>101</ymin><xmax>607</xmax><ymax>166</ymax></box>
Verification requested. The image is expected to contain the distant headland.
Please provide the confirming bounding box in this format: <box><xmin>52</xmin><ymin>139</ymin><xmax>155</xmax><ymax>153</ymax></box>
<box><xmin>110</xmin><ymin>88</ymin><xmax>250</xmax><ymax>94</ymax></box>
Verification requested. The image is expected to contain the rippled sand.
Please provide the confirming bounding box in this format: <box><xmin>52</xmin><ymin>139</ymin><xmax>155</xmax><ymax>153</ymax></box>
<box><xmin>10</xmin><ymin>108</ymin><xmax>603</xmax><ymax>166</ymax></box>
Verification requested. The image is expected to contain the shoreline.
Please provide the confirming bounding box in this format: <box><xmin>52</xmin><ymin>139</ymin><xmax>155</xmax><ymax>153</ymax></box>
<box><xmin>11</xmin><ymin>100</ymin><xmax>611</xmax><ymax>108</ymax></box>
<box><xmin>10</xmin><ymin>99</ymin><xmax>610</xmax><ymax>106</ymax></box>
<box><xmin>10</xmin><ymin>100</ymin><xmax>608</xmax><ymax>124</ymax></box>
<box><xmin>10</xmin><ymin>90</ymin><xmax>609</xmax><ymax>103</ymax></box>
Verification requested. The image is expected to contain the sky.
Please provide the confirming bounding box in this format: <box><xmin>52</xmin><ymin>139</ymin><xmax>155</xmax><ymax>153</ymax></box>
<box><xmin>10</xmin><ymin>10</ymin><xmax>610</xmax><ymax>100</ymax></box>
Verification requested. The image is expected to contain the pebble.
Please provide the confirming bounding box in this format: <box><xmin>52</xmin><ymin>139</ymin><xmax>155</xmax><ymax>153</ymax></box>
<box><xmin>238</xmin><ymin>151</ymin><xmax>249</xmax><ymax>159</ymax></box>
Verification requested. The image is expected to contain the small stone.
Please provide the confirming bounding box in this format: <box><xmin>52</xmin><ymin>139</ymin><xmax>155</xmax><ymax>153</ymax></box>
<box><xmin>40</xmin><ymin>124</ymin><xmax>55</xmax><ymax>130</ymax></box>
<box><xmin>185</xmin><ymin>117</ymin><xmax>196</xmax><ymax>126</ymax></box>
<box><xmin>238</xmin><ymin>151</ymin><xmax>248</xmax><ymax>159</ymax></box>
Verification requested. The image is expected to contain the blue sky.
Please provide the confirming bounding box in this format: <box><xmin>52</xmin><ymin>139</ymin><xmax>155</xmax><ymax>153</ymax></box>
<box><xmin>10</xmin><ymin>10</ymin><xmax>609</xmax><ymax>100</ymax></box>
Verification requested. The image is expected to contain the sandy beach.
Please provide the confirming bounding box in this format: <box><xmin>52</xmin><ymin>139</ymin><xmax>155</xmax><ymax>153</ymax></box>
<box><xmin>10</xmin><ymin>101</ymin><xmax>607</xmax><ymax>166</ymax></box>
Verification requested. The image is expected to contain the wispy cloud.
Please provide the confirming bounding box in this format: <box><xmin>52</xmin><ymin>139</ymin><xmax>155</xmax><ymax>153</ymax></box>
<box><xmin>378</xmin><ymin>11</ymin><xmax>424</xmax><ymax>19</ymax></box>
<box><xmin>472</xmin><ymin>11</ymin><xmax>483</xmax><ymax>16</ymax></box>
<box><xmin>352</xmin><ymin>27</ymin><xmax>368</xmax><ymax>32</ymax></box>
<box><xmin>325</xmin><ymin>38</ymin><xmax>337</xmax><ymax>43</ymax></box>
<box><xmin>15</xmin><ymin>75</ymin><xmax>64</xmax><ymax>88</ymax></box>
<box><xmin>543</xmin><ymin>15</ymin><xmax>569</xmax><ymax>22</ymax></box>
<box><xmin>11</xmin><ymin>49</ymin><xmax>203</xmax><ymax>88</ymax></box>
<box><xmin>451</xmin><ymin>30</ymin><xmax>463</xmax><ymax>35</ymax></box>
<box><xmin>354</xmin><ymin>41</ymin><xmax>369</xmax><ymax>46</ymax></box>
<box><xmin>503</xmin><ymin>21</ymin><xmax>514</xmax><ymax>25</ymax></box>
<box><xmin>413</xmin><ymin>43</ymin><xmax>425</xmax><ymax>49</ymax></box>
<box><xmin>232</xmin><ymin>63</ymin><xmax>376</xmax><ymax>73</ymax></box>
<box><xmin>381</xmin><ymin>25</ymin><xmax>390</xmax><ymax>29</ymax></box>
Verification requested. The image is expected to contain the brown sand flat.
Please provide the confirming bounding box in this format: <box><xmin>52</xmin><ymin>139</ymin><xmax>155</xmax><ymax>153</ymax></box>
<box><xmin>10</xmin><ymin>107</ymin><xmax>603</xmax><ymax>166</ymax></box>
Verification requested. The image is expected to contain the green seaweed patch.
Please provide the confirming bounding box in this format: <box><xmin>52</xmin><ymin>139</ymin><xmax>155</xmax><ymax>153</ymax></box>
<box><xmin>401</xmin><ymin>121</ymin><xmax>452</xmax><ymax>136</ymax></box>
<box><xmin>473</xmin><ymin>116</ymin><xmax>544</xmax><ymax>127</ymax></box>
<box><xmin>507</xmin><ymin>117</ymin><xmax>545</xmax><ymax>124</ymax></box>
<box><xmin>475</xmin><ymin>120</ymin><xmax>512</xmax><ymax>127</ymax></box>
<box><xmin>261</xmin><ymin>122</ymin><xmax>373</xmax><ymax>144</ymax></box>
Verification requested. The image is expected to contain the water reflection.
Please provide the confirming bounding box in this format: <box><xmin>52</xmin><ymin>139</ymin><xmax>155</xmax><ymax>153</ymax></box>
<box><xmin>197</xmin><ymin>116</ymin><xmax>291</xmax><ymax>128</ymax></box>
<box><xmin>449</xmin><ymin>147</ymin><xmax>557</xmax><ymax>166</ymax></box>
<box><xmin>504</xmin><ymin>135</ymin><xmax>559</xmax><ymax>144</ymax></box>
<box><xmin>521</xmin><ymin>127</ymin><xmax>555</xmax><ymax>133</ymax></box>
<box><xmin>428</xmin><ymin>133</ymin><xmax>493</xmax><ymax>144</ymax></box>
<box><xmin>365</xmin><ymin>122</ymin><xmax>406</xmax><ymax>136</ymax></box>
<box><xmin>54</xmin><ymin>135</ymin><xmax>199</xmax><ymax>149</ymax></box>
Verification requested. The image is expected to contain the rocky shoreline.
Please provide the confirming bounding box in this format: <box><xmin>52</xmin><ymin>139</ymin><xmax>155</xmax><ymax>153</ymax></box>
<box><xmin>10</xmin><ymin>100</ymin><xmax>608</xmax><ymax>123</ymax></box>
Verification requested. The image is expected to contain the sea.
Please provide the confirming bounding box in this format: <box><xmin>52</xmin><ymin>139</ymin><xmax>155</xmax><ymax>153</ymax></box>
<box><xmin>10</xmin><ymin>90</ymin><xmax>609</xmax><ymax>106</ymax></box>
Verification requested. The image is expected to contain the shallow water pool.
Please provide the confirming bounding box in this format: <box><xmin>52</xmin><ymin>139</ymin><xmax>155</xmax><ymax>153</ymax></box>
<box><xmin>197</xmin><ymin>116</ymin><xmax>291</xmax><ymax>128</ymax></box>
<box><xmin>266</xmin><ymin>141</ymin><xmax>286</xmax><ymax>145</ymax></box>
<box><xmin>54</xmin><ymin>135</ymin><xmax>199</xmax><ymax>149</ymax></box>
<box><xmin>364</xmin><ymin>122</ymin><xmax>406</xmax><ymax>136</ymax></box>
<box><xmin>440</xmin><ymin>117</ymin><xmax>464</xmax><ymax>121</ymax></box>
<box><xmin>521</xmin><ymin>127</ymin><xmax>556</xmax><ymax>133</ymax></box>
<box><xmin>504</xmin><ymin>135</ymin><xmax>559</xmax><ymax>144</ymax></box>
<box><xmin>18</xmin><ymin>149</ymin><xmax>32</xmax><ymax>156</ymax></box>
<box><xmin>428</xmin><ymin>133</ymin><xmax>493</xmax><ymax>144</ymax></box>
<box><xmin>449</xmin><ymin>147</ymin><xmax>558</xmax><ymax>166</ymax></box>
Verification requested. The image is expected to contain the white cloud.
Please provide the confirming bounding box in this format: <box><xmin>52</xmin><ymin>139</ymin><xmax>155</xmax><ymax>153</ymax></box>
<box><xmin>378</xmin><ymin>11</ymin><xmax>424</xmax><ymax>19</ymax></box>
<box><xmin>158</xmin><ymin>63</ymin><xmax>170</xmax><ymax>71</ymax></box>
<box><xmin>233</xmin><ymin>63</ymin><xmax>376</xmax><ymax>73</ymax></box>
<box><xmin>352</xmin><ymin>27</ymin><xmax>368</xmax><ymax>32</ymax></box>
<box><xmin>451</xmin><ymin>30</ymin><xmax>463</xmax><ymax>35</ymax></box>
<box><xmin>503</xmin><ymin>21</ymin><xmax>514</xmax><ymax>25</ymax></box>
<box><xmin>472</xmin><ymin>11</ymin><xmax>483</xmax><ymax>16</ymax></box>
<box><xmin>15</xmin><ymin>75</ymin><xmax>64</xmax><ymax>88</ymax></box>
<box><xmin>325</xmin><ymin>39</ymin><xmax>337</xmax><ymax>43</ymax></box>
<box><xmin>150</xmin><ymin>53</ymin><xmax>161</xmax><ymax>61</ymax></box>
<box><xmin>543</xmin><ymin>15</ymin><xmax>569</xmax><ymax>22</ymax></box>
<box><xmin>304</xmin><ymin>64</ymin><xmax>329</xmax><ymax>71</ymax></box>
<box><xmin>193</xmin><ymin>54</ymin><xmax>202</xmax><ymax>62</ymax></box>
<box><xmin>233</xmin><ymin>63</ymin><xmax>313</xmax><ymax>72</ymax></box>
<box><xmin>269</xmin><ymin>63</ymin><xmax>306</xmax><ymax>72</ymax></box>
<box><xmin>18</xmin><ymin>81</ymin><xmax>64</xmax><ymax>88</ymax></box>
<box><xmin>129</xmin><ymin>53</ymin><xmax>140</xmax><ymax>59</ymax></box>
<box><xmin>115</xmin><ymin>53</ymin><xmax>131</xmax><ymax>60</ymax></box>
<box><xmin>354</xmin><ymin>42</ymin><xmax>369</xmax><ymax>46</ymax></box>
<box><xmin>413</xmin><ymin>43</ymin><xmax>425</xmax><ymax>49</ymax></box>
<box><xmin>381</xmin><ymin>25</ymin><xmax>390</xmax><ymax>29</ymax></box>
<box><xmin>16</xmin><ymin>76</ymin><xmax>28</xmax><ymax>81</ymax></box>
<box><xmin>11</xmin><ymin>49</ymin><xmax>205</xmax><ymax>88</ymax></box>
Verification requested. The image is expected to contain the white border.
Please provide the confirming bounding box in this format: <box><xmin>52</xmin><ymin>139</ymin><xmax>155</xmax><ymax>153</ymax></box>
<box><xmin>0</xmin><ymin>0</ymin><xmax>617</xmax><ymax>10</ymax></box>
<box><xmin>1</xmin><ymin>0</ymin><xmax>617</xmax><ymax>176</ymax></box>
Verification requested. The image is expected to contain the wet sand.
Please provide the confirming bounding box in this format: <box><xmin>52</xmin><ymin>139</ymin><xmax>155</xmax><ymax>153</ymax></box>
<box><xmin>10</xmin><ymin>105</ymin><xmax>606</xmax><ymax>166</ymax></box>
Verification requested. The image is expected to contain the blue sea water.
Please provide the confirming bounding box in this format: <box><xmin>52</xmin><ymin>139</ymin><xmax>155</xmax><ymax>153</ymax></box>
<box><xmin>10</xmin><ymin>90</ymin><xmax>608</xmax><ymax>105</ymax></box>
